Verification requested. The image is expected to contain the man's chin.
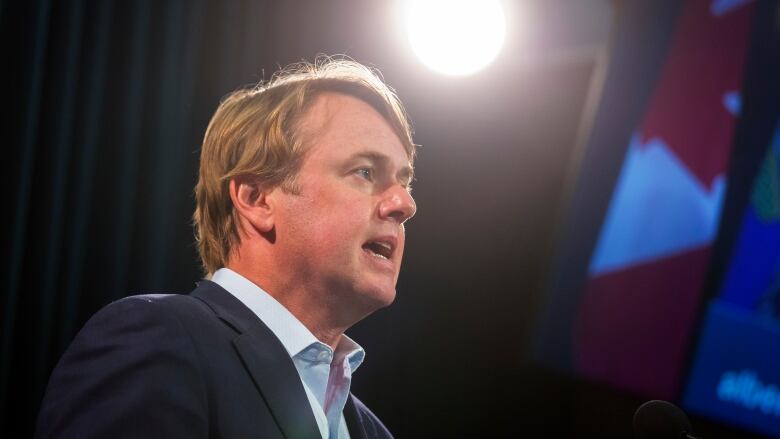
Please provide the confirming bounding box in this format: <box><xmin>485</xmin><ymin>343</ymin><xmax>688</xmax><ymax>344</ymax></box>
<box><xmin>353</xmin><ymin>285</ymin><xmax>397</xmax><ymax>316</ymax></box>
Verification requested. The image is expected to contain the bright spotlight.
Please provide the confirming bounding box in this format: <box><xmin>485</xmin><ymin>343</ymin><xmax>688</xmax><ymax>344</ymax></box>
<box><xmin>403</xmin><ymin>0</ymin><xmax>506</xmax><ymax>76</ymax></box>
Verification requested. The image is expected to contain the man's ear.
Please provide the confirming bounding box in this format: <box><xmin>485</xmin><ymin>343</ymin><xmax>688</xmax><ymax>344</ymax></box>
<box><xmin>229</xmin><ymin>176</ymin><xmax>275</xmax><ymax>234</ymax></box>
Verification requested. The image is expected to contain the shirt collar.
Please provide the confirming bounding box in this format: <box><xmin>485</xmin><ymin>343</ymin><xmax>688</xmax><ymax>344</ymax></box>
<box><xmin>210</xmin><ymin>267</ymin><xmax>364</xmax><ymax>370</ymax></box>
<box><xmin>334</xmin><ymin>333</ymin><xmax>365</xmax><ymax>372</ymax></box>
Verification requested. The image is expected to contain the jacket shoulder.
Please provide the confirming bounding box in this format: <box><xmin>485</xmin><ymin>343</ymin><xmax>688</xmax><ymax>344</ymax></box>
<box><xmin>35</xmin><ymin>292</ymin><xmax>212</xmax><ymax>438</ymax></box>
<box><xmin>91</xmin><ymin>290</ymin><xmax>220</xmax><ymax>329</ymax></box>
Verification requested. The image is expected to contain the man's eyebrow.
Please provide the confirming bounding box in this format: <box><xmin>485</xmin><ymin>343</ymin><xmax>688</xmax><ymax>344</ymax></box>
<box><xmin>398</xmin><ymin>165</ymin><xmax>414</xmax><ymax>185</ymax></box>
<box><xmin>349</xmin><ymin>151</ymin><xmax>389</xmax><ymax>164</ymax></box>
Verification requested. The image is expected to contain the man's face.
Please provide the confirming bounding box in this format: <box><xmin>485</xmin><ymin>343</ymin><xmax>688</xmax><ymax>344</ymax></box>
<box><xmin>270</xmin><ymin>92</ymin><xmax>416</xmax><ymax>318</ymax></box>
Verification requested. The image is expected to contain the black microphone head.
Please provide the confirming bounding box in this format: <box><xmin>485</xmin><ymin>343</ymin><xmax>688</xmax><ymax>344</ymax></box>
<box><xmin>633</xmin><ymin>400</ymin><xmax>694</xmax><ymax>439</ymax></box>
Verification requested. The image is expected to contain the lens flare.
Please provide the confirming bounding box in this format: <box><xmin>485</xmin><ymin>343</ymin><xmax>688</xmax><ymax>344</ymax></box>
<box><xmin>404</xmin><ymin>0</ymin><xmax>506</xmax><ymax>76</ymax></box>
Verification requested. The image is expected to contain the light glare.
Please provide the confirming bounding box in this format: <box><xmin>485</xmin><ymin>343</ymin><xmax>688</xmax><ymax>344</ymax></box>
<box><xmin>404</xmin><ymin>0</ymin><xmax>506</xmax><ymax>76</ymax></box>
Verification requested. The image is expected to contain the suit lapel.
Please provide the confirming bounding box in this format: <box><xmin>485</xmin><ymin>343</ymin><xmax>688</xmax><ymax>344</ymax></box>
<box><xmin>191</xmin><ymin>281</ymin><xmax>321</xmax><ymax>439</ymax></box>
<box><xmin>344</xmin><ymin>394</ymin><xmax>367</xmax><ymax>439</ymax></box>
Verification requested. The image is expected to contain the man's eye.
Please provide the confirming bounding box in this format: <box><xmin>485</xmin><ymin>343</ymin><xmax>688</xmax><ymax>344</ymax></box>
<box><xmin>355</xmin><ymin>168</ymin><xmax>373</xmax><ymax>181</ymax></box>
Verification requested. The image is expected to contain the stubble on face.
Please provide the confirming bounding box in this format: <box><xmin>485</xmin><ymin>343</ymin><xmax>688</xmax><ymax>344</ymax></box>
<box><xmin>268</xmin><ymin>92</ymin><xmax>415</xmax><ymax>327</ymax></box>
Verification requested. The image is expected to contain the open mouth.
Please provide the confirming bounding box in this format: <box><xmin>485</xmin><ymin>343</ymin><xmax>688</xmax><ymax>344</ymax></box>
<box><xmin>362</xmin><ymin>240</ymin><xmax>393</xmax><ymax>260</ymax></box>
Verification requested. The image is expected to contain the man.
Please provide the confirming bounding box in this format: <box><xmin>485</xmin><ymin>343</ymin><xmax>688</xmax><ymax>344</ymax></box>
<box><xmin>35</xmin><ymin>59</ymin><xmax>417</xmax><ymax>438</ymax></box>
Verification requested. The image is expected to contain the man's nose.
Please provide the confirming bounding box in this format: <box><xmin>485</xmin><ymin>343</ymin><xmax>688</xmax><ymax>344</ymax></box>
<box><xmin>378</xmin><ymin>185</ymin><xmax>417</xmax><ymax>224</ymax></box>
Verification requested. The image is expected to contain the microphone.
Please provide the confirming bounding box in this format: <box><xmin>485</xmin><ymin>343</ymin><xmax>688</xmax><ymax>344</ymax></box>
<box><xmin>633</xmin><ymin>400</ymin><xmax>701</xmax><ymax>439</ymax></box>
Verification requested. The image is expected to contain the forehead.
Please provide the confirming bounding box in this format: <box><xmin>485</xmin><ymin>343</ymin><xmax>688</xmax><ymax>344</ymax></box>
<box><xmin>297</xmin><ymin>92</ymin><xmax>412</xmax><ymax>162</ymax></box>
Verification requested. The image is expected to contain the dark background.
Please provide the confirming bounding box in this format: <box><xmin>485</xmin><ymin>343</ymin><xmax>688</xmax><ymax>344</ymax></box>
<box><xmin>1</xmin><ymin>0</ymin><xmax>768</xmax><ymax>437</ymax></box>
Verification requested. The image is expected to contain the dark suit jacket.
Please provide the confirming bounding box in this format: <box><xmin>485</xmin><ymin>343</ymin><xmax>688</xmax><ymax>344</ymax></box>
<box><xmin>35</xmin><ymin>280</ymin><xmax>393</xmax><ymax>439</ymax></box>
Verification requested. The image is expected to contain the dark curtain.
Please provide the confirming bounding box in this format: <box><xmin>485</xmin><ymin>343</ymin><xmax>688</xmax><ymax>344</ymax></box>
<box><xmin>2</xmin><ymin>1</ymin><xmax>277</xmax><ymax>435</ymax></box>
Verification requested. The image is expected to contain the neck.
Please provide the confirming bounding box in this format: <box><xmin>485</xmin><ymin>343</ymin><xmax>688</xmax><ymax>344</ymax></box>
<box><xmin>274</xmin><ymin>290</ymin><xmax>350</xmax><ymax>349</ymax></box>
<box><xmin>225</xmin><ymin>261</ymin><xmax>351</xmax><ymax>350</ymax></box>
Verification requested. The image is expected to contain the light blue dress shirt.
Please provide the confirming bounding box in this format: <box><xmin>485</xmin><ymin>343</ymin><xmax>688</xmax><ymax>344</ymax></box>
<box><xmin>211</xmin><ymin>268</ymin><xmax>365</xmax><ymax>439</ymax></box>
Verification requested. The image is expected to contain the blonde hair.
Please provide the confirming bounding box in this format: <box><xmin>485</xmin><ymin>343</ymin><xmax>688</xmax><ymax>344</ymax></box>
<box><xmin>193</xmin><ymin>57</ymin><xmax>415</xmax><ymax>276</ymax></box>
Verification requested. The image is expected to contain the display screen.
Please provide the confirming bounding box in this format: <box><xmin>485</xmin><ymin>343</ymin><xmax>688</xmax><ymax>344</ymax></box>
<box><xmin>533</xmin><ymin>1</ymin><xmax>780</xmax><ymax>436</ymax></box>
<box><xmin>683</xmin><ymin>122</ymin><xmax>780</xmax><ymax>437</ymax></box>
